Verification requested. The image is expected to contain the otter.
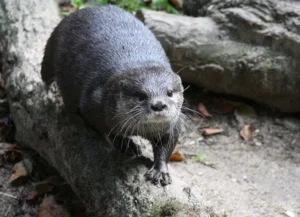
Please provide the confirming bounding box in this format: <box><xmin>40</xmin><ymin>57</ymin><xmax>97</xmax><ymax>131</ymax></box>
<box><xmin>41</xmin><ymin>5</ymin><xmax>184</xmax><ymax>185</ymax></box>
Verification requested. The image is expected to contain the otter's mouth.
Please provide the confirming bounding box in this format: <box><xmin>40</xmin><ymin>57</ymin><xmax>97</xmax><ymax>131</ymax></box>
<box><xmin>145</xmin><ymin>114</ymin><xmax>169</xmax><ymax>123</ymax></box>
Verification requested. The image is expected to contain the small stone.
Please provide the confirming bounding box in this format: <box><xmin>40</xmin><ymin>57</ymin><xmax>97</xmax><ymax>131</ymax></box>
<box><xmin>255</xmin><ymin>141</ymin><xmax>262</xmax><ymax>146</ymax></box>
<box><xmin>196</xmin><ymin>137</ymin><xmax>203</xmax><ymax>142</ymax></box>
<box><xmin>187</xmin><ymin>140</ymin><xmax>196</xmax><ymax>146</ymax></box>
<box><xmin>208</xmin><ymin>5</ymin><xmax>214</xmax><ymax>11</ymax></box>
<box><xmin>284</xmin><ymin>210</ymin><xmax>295</xmax><ymax>217</ymax></box>
<box><xmin>26</xmin><ymin>84</ymin><xmax>34</xmax><ymax>92</ymax></box>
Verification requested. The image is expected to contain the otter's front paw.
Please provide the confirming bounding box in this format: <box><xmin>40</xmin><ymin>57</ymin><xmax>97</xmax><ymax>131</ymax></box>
<box><xmin>145</xmin><ymin>166</ymin><xmax>172</xmax><ymax>186</ymax></box>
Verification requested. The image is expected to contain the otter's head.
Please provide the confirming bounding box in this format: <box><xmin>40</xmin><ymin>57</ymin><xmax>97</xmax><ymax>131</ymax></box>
<box><xmin>109</xmin><ymin>68</ymin><xmax>183</xmax><ymax>134</ymax></box>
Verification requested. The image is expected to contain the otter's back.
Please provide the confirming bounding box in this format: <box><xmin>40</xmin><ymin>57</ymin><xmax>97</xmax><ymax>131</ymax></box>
<box><xmin>53</xmin><ymin>5</ymin><xmax>171</xmax><ymax>89</ymax></box>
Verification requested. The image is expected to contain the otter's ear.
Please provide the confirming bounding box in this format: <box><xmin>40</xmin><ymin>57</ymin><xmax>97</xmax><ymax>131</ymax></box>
<box><xmin>175</xmin><ymin>73</ymin><xmax>182</xmax><ymax>82</ymax></box>
<box><xmin>173</xmin><ymin>74</ymin><xmax>184</xmax><ymax>92</ymax></box>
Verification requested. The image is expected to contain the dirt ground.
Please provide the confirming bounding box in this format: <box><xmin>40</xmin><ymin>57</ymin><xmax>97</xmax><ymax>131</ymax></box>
<box><xmin>173</xmin><ymin>88</ymin><xmax>300</xmax><ymax>217</ymax></box>
<box><xmin>174</xmin><ymin>114</ymin><xmax>300</xmax><ymax>217</ymax></box>
<box><xmin>0</xmin><ymin>165</ymin><xmax>38</xmax><ymax>217</ymax></box>
<box><xmin>0</xmin><ymin>88</ymin><xmax>299</xmax><ymax>217</ymax></box>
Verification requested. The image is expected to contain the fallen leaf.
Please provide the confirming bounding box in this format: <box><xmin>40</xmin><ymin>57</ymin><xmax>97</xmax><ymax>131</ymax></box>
<box><xmin>10</xmin><ymin>160</ymin><xmax>29</xmax><ymax>185</ymax></box>
<box><xmin>240</xmin><ymin>124</ymin><xmax>255</xmax><ymax>141</ymax></box>
<box><xmin>38</xmin><ymin>195</ymin><xmax>71</xmax><ymax>217</ymax></box>
<box><xmin>193</xmin><ymin>152</ymin><xmax>205</xmax><ymax>163</ymax></box>
<box><xmin>193</xmin><ymin>153</ymin><xmax>216</xmax><ymax>168</ymax></box>
<box><xmin>61</xmin><ymin>6</ymin><xmax>77</xmax><ymax>13</ymax></box>
<box><xmin>168</xmin><ymin>0</ymin><xmax>182</xmax><ymax>8</ymax></box>
<box><xmin>7</xmin><ymin>145</ymin><xmax>22</xmax><ymax>152</ymax></box>
<box><xmin>212</xmin><ymin>99</ymin><xmax>235</xmax><ymax>114</ymax></box>
<box><xmin>202</xmin><ymin>128</ymin><xmax>223</xmax><ymax>136</ymax></box>
<box><xmin>197</xmin><ymin>103</ymin><xmax>212</xmax><ymax>118</ymax></box>
<box><xmin>170</xmin><ymin>151</ymin><xmax>184</xmax><ymax>162</ymax></box>
<box><xmin>27</xmin><ymin>183</ymin><xmax>54</xmax><ymax>203</ymax></box>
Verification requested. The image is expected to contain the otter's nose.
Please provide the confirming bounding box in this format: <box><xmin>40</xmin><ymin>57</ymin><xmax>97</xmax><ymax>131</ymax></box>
<box><xmin>151</xmin><ymin>101</ymin><xmax>167</xmax><ymax>112</ymax></box>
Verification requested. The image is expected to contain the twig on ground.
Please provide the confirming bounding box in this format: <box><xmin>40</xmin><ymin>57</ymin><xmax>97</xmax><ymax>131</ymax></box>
<box><xmin>4</xmin><ymin>205</ymin><xmax>11</xmax><ymax>217</ymax></box>
<box><xmin>0</xmin><ymin>192</ymin><xmax>18</xmax><ymax>200</ymax></box>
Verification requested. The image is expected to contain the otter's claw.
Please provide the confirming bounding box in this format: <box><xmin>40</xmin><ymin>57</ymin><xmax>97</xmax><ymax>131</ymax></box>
<box><xmin>145</xmin><ymin>167</ymin><xmax>172</xmax><ymax>186</ymax></box>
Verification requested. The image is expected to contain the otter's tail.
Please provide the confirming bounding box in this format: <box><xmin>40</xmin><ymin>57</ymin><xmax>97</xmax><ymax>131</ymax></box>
<box><xmin>41</xmin><ymin>30</ymin><xmax>56</xmax><ymax>84</ymax></box>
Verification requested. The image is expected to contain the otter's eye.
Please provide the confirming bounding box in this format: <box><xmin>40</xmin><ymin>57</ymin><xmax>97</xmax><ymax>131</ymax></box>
<box><xmin>138</xmin><ymin>95</ymin><xmax>146</xmax><ymax>101</ymax></box>
<box><xmin>167</xmin><ymin>90</ymin><xmax>173</xmax><ymax>97</ymax></box>
<box><xmin>134</xmin><ymin>92</ymin><xmax>147</xmax><ymax>101</ymax></box>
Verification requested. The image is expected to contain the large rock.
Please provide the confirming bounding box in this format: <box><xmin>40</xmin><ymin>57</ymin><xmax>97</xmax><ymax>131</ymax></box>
<box><xmin>0</xmin><ymin>0</ymin><xmax>211</xmax><ymax>216</ymax></box>
<box><xmin>137</xmin><ymin>1</ymin><xmax>300</xmax><ymax>113</ymax></box>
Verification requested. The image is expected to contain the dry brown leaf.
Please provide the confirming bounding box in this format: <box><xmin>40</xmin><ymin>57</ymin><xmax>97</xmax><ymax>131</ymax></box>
<box><xmin>240</xmin><ymin>124</ymin><xmax>255</xmax><ymax>141</ymax></box>
<box><xmin>170</xmin><ymin>151</ymin><xmax>184</xmax><ymax>162</ymax></box>
<box><xmin>202</xmin><ymin>128</ymin><xmax>223</xmax><ymax>136</ymax></box>
<box><xmin>38</xmin><ymin>195</ymin><xmax>71</xmax><ymax>217</ymax></box>
<box><xmin>61</xmin><ymin>6</ymin><xmax>77</xmax><ymax>13</ymax></box>
<box><xmin>27</xmin><ymin>183</ymin><xmax>54</xmax><ymax>203</ymax></box>
<box><xmin>10</xmin><ymin>161</ymin><xmax>29</xmax><ymax>185</ymax></box>
<box><xmin>168</xmin><ymin>0</ymin><xmax>182</xmax><ymax>8</ymax></box>
<box><xmin>197</xmin><ymin>103</ymin><xmax>212</xmax><ymax>118</ymax></box>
